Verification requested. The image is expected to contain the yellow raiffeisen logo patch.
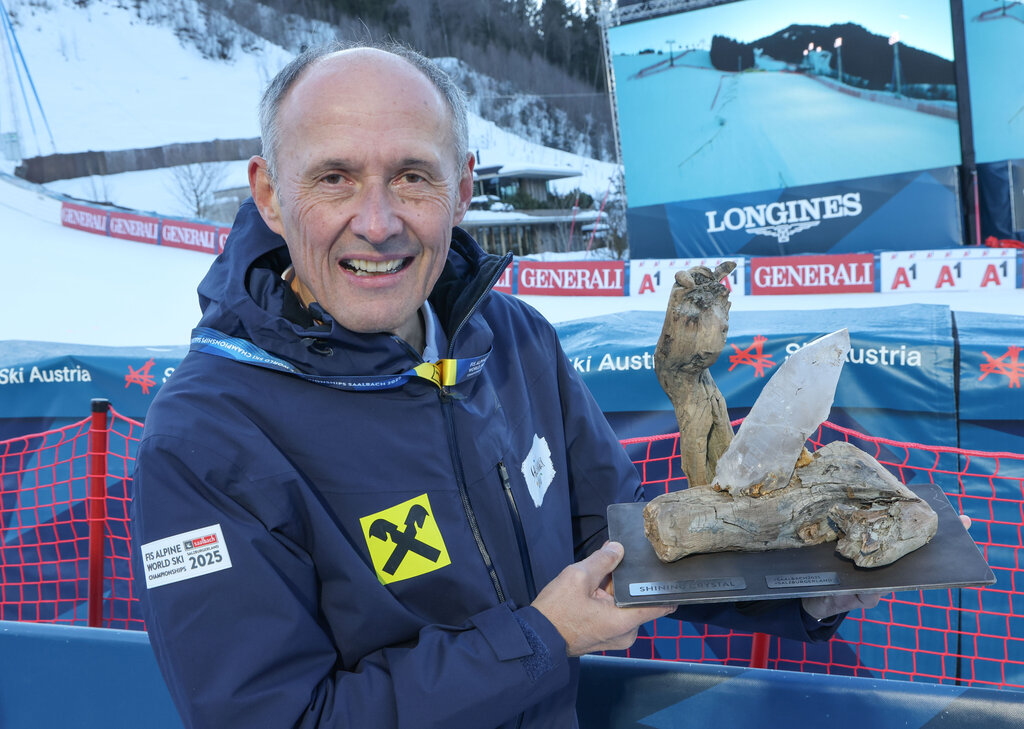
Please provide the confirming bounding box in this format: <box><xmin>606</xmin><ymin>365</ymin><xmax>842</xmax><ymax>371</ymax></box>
<box><xmin>359</xmin><ymin>494</ymin><xmax>451</xmax><ymax>585</ymax></box>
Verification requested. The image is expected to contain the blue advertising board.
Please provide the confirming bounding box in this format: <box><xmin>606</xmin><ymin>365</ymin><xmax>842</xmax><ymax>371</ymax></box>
<box><xmin>0</xmin><ymin>341</ymin><xmax>187</xmax><ymax>432</ymax></box>
<box><xmin>555</xmin><ymin>304</ymin><xmax>958</xmax><ymax>460</ymax></box>
<box><xmin>955</xmin><ymin>309</ymin><xmax>1024</xmax><ymax>476</ymax></box>
<box><xmin>626</xmin><ymin>167</ymin><xmax>963</xmax><ymax>259</ymax></box>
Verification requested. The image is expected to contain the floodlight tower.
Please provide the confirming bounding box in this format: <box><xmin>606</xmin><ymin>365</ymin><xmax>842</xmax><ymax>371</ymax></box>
<box><xmin>889</xmin><ymin>33</ymin><xmax>902</xmax><ymax>97</ymax></box>
<box><xmin>667</xmin><ymin>39</ymin><xmax>676</xmax><ymax>67</ymax></box>
<box><xmin>834</xmin><ymin>36</ymin><xmax>843</xmax><ymax>84</ymax></box>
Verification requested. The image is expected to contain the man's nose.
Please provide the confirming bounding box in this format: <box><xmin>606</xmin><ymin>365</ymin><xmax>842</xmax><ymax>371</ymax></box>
<box><xmin>350</xmin><ymin>181</ymin><xmax>403</xmax><ymax>244</ymax></box>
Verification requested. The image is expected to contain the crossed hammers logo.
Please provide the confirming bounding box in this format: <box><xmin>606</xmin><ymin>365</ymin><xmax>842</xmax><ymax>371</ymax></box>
<box><xmin>369</xmin><ymin>503</ymin><xmax>442</xmax><ymax>575</ymax></box>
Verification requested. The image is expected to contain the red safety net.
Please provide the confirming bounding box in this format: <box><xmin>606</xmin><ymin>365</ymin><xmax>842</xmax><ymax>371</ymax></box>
<box><xmin>0</xmin><ymin>408</ymin><xmax>145</xmax><ymax>630</ymax></box>
<box><xmin>2</xmin><ymin>414</ymin><xmax>1022</xmax><ymax>689</ymax></box>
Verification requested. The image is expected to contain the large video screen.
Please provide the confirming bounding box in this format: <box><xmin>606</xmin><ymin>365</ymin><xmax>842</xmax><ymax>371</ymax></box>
<box><xmin>608</xmin><ymin>0</ymin><xmax>963</xmax><ymax>210</ymax></box>
<box><xmin>962</xmin><ymin>0</ymin><xmax>1024</xmax><ymax>165</ymax></box>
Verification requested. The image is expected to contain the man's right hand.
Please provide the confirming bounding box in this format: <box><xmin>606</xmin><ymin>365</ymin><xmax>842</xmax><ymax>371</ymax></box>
<box><xmin>531</xmin><ymin>541</ymin><xmax>674</xmax><ymax>657</ymax></box>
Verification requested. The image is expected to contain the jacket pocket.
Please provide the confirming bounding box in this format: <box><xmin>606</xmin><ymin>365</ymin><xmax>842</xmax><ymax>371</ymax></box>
<box><xmin>498</xmin><ymin>461</ymin><xmax>538</xmax><ymax>601</ymax></box>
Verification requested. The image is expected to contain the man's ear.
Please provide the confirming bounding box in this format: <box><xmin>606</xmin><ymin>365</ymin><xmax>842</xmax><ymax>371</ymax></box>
<box><xmin>452</xmin><ymin>153</ymin><xmax>475</xmax><ymax>225</ymax></box>
<box><xmin>248</xmin><ymin>156</ymin><xmax>285</xmax><ymax>236</ymax></box>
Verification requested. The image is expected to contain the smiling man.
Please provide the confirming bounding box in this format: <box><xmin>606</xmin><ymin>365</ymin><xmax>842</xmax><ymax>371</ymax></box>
<box><xmin>249</xmin><ymin>48</ymin><xmax>471</xmax><ymax>353</ymax></box>
<box><xmin>131</xmin><ymin>41</ymin><xmax>845</xmax><ymax>729</ymax></box>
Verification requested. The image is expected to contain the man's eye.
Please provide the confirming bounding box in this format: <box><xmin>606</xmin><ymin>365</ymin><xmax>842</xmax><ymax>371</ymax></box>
<box><xmin>321</xmin><ymin>174</ymin><xmax>344</xmax><ymax>185</ymax></box>
<box><xmin>401</xmin><ymin>173</ymin><xmax>426</xmax><ymax>184</ymax></box>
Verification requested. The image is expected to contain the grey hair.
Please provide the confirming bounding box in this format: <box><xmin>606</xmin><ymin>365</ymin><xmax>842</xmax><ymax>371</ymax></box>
<box><xmin>258</xmin><ymin>40</ymin><xmax>470</xmax><ymax>182</ymax></box>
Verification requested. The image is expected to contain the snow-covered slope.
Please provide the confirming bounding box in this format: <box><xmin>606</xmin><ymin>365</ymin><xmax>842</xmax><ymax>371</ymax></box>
<box><xmin>612</xmin><ymin>52</ymin><xmax>961</xmax><ymax>208</ymax></box>
<box><xmin>1</xmin><ymin>0</ymin><xmax>617</xmax><ymax>218</ymax></box>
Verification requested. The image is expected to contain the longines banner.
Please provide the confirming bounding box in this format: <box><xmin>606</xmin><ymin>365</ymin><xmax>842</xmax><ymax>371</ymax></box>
<box><xmin>626</xmin><ymin>167</ymin><xmax>963</xmax><ymax>259</ymax></box>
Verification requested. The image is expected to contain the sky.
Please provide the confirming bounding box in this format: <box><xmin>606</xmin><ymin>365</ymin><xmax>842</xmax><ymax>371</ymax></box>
<box><xmin>609</xmin><ymin>0</ymin><xmax>956</xmax><ymax>60</ymax></box>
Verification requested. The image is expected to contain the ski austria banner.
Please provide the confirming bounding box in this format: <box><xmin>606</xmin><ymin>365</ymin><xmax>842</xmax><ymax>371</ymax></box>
<box><xmin>954</xmin><ymin>310</ymin><xmax>1024</xmax><ymax>476</ymax></box>
<box><xmin>0</xmin><ymin>341</ymin><xmax>188</xmax><ymax>424</ymax></box>
<box><xmin>625</xmin><ymin>168</ymin><xmax>963</xmax><ymax>259</ymax></box>
<box><xmin>554</xmin><ymin>304</ymin><xmax>958</xmax><ymax>457</ymax></box>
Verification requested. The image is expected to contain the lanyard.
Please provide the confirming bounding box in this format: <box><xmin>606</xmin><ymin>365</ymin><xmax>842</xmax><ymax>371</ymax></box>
<box><xmin>189</xmin><ymin>327</ymin><xmax>489</xmax><ymax>392</ymax></box>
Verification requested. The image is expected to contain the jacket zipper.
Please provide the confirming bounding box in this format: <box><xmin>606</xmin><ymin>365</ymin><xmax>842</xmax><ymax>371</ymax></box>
<box><xmin>441</xmin><ymin>394</ymin><xmax>506</xmax><ymax>605</ymax></box>
<box><xmin>439</xmin><ymin>251</ymin><xmax>525</xmax><ymax>729</ymax></box>
<box><xmin>497</xmin><ymin>461</ymin><xmax>538</xmax><ymax>601</ymax></box>
<box><xmin>444</xmin><ymin>251</ymin><xmax>513</xmax><ymax>361</ymax></box>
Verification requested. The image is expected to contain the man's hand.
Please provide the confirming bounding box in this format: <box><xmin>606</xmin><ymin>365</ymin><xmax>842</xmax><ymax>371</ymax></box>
<box><xmin>532</xmin><ymin>542</ymin><xmax>674</xmax><ymax>657</ymax></box>
<box><xmin>803</xmin><ymin>514</ymin><xmax>974</xmax><ymax>621</ymax></box>
<box><xmin>802</xmin><ymin>592</ymin><xmax>884</xmax><ymax>620</ymax></box>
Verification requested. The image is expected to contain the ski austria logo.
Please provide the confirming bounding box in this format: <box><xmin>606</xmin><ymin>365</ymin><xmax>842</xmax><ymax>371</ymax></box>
<box><xmin>979</xmin><ymin>346</ymin><xmax>1023</xmax><ymax>389</ymax></box>
<box><xmin>728</xmin><ymin>335</ymin><xmax>775</xmax><ymax>378</ymax></box>
<box><xmin>125</xmin><ymin>358</ymin><xmax>157</xmax><ymax>394</ymax></box>
<box><xmin>359</xmin><ymin>494</ymin><xmax>451</xmax><ymax>585</ymax></box>
<box><xmin>705</xmin><ymin>193</ymin><xmax>863</xmax><ymax>243</ymax></box>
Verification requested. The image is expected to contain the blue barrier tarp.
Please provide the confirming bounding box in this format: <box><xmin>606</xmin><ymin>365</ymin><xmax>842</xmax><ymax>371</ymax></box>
<box><xmin>555</xmin><ymin>303</ymin><xmax>958</xmax><ymax>453</ymax></box>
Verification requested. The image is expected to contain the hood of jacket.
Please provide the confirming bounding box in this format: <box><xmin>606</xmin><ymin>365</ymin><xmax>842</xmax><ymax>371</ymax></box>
<box><xmin>195</xmin><ymin>199</ymin><xmax>510</xmax><ymax>376</ymax></box>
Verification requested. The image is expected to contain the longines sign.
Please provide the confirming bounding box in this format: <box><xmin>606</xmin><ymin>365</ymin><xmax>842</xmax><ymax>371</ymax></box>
<box><xmin>705</xmin><ymin>193</ymin><xmax>863</xmax><ymax>244</ymax></box>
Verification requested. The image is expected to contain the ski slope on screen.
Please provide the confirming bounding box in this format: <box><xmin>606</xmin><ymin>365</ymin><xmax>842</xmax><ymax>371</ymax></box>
<box><xmin>613</xmin><ymin>51</ymin><xmax>961</xmax><ymax>208</ymax></box>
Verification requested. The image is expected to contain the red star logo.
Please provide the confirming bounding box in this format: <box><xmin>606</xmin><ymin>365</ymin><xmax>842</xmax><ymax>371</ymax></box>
<box><xmin>728</xmin><ymin>335</ymin><xmax>776</xmax><ymax>378</ymax></box>
<box><xmin>979</xmin><ymin>346</ymin><xmax>1023</xmax><ymax>389</ymax></box>
<box><xmin>125</xmin><ymin>358</ymin><xmax>157</xmax><ymax>394</ymax></box>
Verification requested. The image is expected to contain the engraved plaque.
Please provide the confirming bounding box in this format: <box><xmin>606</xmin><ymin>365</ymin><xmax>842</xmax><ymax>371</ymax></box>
<box><xmin>630</xmin><ymin>577</ymin><xmax>746</xmax><ymax>597</ymax></box>
<box><xmin>766</xmin><ymin>572</ymin><xmax>839</xmax><ymax>589</ymax></box>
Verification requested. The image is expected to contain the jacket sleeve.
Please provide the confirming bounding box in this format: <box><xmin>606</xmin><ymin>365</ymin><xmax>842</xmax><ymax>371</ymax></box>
<box><xmin>547</xmin><ymin>333</ymin><xmax>842</xmax><ymax>644</ymax></box>
<box><xmin>132</xmin><ymin>434</ymin><xmax>571</xmax><ymax>729</ymax></box>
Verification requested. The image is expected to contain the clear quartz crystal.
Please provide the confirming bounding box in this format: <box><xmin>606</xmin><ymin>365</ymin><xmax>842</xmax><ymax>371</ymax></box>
<box><xmin>713</xmin><ymin>328</ymin><xmax>851</xmax><ymax>495</ymax></box>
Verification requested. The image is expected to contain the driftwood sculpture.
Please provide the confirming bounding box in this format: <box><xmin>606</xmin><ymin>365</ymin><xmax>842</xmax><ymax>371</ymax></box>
<box><xmin>646</xmin><ymin>265</ymin><xmax>937</xmax><ymax>569</ymax></box>
<box><xmin>652</xmin><ymin>263</ymin><xmax>736</xmax><ymax>489</ymax></box>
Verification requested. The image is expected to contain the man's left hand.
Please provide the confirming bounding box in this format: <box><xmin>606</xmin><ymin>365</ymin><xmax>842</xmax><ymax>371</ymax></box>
<box><xmin>802</xmin><ymin>514</ymin><xmax>973</xmax><ymax>620</ymax></box>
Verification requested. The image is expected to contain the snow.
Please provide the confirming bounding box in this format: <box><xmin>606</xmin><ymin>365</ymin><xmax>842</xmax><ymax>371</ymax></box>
<box><xmin>1</xmin><ymin>0</ymin><xmax>618</xmax><ymax>217</ymax></box>
<box><xmin>610</xmin><ymin>52</ymin><xmax>962</xmax><ymax>208</ymax></box>
<box><xmin>0</xmin><ymin>0</ymin><xmax>1020</xmax><ymax>350</ymax></box>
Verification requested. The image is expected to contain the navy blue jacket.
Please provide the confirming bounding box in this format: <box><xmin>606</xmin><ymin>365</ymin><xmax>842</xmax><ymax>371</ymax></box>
<box><xmin>132</xmin><ymin>201</ymin><xmax>837</xmax><ymax>729</ymax></box>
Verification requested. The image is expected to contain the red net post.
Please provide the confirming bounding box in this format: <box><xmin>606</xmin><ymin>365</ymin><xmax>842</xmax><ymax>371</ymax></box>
<box><xmin>750</xmin><ymin>633</ymin><xmax>771</xmax><ymax>668</ymax></box>
<box><xmin>87</xmin><ymin>398</ymin><xmax>110</xmax><ymax>628</ymax></box>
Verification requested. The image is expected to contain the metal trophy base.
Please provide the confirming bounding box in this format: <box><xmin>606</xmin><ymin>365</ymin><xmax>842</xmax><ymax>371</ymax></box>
<box><xmin>608</xmin><ymin>480</ymin><xmax>994</xmax><ymax>607</ymax></box>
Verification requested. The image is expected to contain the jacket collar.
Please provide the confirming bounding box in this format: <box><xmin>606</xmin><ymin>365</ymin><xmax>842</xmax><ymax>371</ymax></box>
<box><xmin>195</xmin><ymin>199</ymin><xmax>510</xmax><ymax>376</ymax></box>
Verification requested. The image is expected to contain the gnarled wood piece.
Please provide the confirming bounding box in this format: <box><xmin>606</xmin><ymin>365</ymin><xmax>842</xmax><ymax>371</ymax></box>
<box><xmin>642</xmin><ymin>441</ymin><xmax>939</xmax><ymax>568</ymax></box>
<box><xmin>653</xmin><ymin>262</ymin><xmax>736</xmax><ymax>488</ymax></box>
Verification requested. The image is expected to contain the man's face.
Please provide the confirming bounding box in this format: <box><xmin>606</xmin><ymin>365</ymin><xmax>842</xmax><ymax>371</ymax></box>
<box><xmin>250</xmin><ymin>50</ymin><xmax>473</xmax><ymax>346</ymax></box>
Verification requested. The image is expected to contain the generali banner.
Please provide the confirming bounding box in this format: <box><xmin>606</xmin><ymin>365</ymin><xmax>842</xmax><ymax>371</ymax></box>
<box><xmin>109</xmin><ymin>211</ymin><xmax>159</xmax><ymax>245</ymax></box>
<box><xmin>60</xmin><ymin>201</ymin><xmax>108</xmax><ymax>235</ymax></box>
<box><xmin>517</xmin><ymin>260</ymin><xmax>626</xmax><ymax>296</ymax></box>
<box><xmin>54</xmin><ymin>200</ymin><xmax>1022</xmax><ymax>297</ymax></box>
<box><xmin>750</xmin><ymin>253</ymin><xmax>876</xmax><ymax>295</ymax></box>
<box><xmin>61</xmin><ymin>201</ymin><xmax>230</xmax><ymax>253</ymax></box>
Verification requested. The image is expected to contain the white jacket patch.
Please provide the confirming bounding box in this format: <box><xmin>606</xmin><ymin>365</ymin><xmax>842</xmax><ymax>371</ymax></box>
<box><xmin>141</xmin><ymin>524</ymin><xmax>232</xmax><ymax>588</ymax></box>
<box><xmin>522</xmin><ymin>434</ymin><xmax>556</xmax><ymax>508</ymax></box>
